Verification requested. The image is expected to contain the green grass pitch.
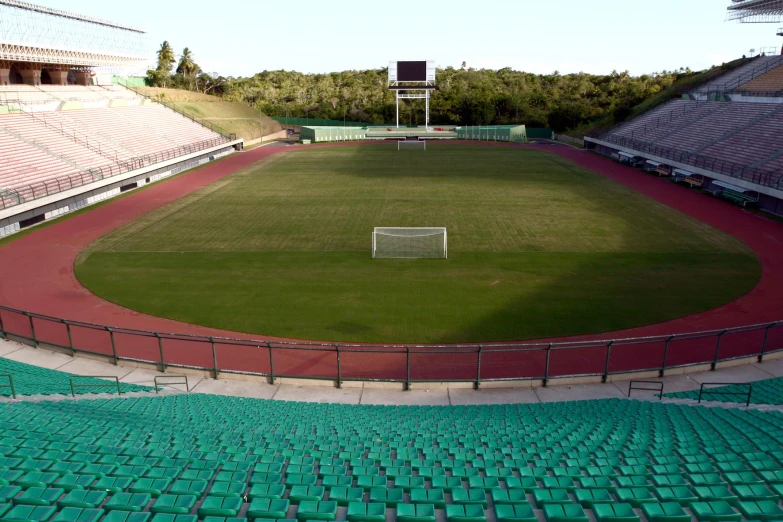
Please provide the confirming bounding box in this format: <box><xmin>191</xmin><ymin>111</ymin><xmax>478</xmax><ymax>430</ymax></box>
<box><xmin>76</xmin><ymin>144</ymin><xmax>759</xmax><ymax>343</ymax></box>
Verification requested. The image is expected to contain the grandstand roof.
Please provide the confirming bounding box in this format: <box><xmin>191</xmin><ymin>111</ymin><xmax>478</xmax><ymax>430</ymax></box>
<box><xmin>727</xmin><ymin>0</ymin><xmax>783</xmax><ymax>23</ymax></box>
<box><xmin>0</xmin><ymin>0</ymin><xmax>148</xmax><ymax>67</ymax></box>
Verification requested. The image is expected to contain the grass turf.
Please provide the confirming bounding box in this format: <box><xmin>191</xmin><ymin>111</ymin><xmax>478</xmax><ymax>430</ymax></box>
<box><xmin>76</xmin><ymin>144</ymin><xmax>759</xmax><ymax>343</ymax></box>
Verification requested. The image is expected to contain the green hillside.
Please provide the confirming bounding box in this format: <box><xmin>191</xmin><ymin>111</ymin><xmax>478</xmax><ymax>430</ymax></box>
<box><xmin>138</xmin><ymin>87</ymin><xmax>283</xmax><ymax>142</ymax></box>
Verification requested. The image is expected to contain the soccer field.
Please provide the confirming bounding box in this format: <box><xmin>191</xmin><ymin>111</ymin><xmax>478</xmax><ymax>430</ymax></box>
<box><xmin>76</xmin><ymin>144</ymin><xmax>759</xmax><ymax>343</ymax></box>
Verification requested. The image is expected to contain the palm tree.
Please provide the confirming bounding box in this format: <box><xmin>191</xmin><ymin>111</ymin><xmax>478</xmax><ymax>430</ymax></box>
<box><xmin>177</xmin><ymin>48</ymin><xmax>198</xmax><ymax>76</ymax></box>
<box><xmin>156</xmin><ymin>41</ymin><xmax>175</xmax><ymax>87</ymax></box>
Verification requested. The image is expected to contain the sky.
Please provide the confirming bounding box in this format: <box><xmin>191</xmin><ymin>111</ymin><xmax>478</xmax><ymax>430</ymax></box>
<box><xmin>39</xmin><ymin>0</ymin><xmax>782</xmax><ymax>77</ymax></box>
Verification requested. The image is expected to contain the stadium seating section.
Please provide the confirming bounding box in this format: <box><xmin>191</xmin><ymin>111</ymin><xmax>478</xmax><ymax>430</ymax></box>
<box><xmin>694</xmin><ymin>56</ymin><xmax>783</xmax><ymax>95</ymax></box>
<box><xmin>665</xmin><ymin>377</ymin><xmax>783</xmax><ymax>406</ymax></box>
<box><xmin>599</xmin><ymin>99</ymin><xmax>783</xmax><ymax>186</ymax></box>
<box><xmin>0</xmin><ymin>395</ymin><xmax>781</xmax><ymax>522</ymax></box>
<box><xmin>0</xmin><ymin>357</ymin><xmax>150</xmax><ymax>396</ymax></box>
<box><xmin>734</xmin><ymin>66</ymin><xmax>783</xmax><ymax>95</ymax></box>
<box><xmin>0</xmin><ymin>85</ymin><xmax>230</xmax><ymax>207</ymax></box>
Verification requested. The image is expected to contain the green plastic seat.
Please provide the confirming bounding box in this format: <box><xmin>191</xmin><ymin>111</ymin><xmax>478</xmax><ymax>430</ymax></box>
<box><xmin>452</xmin><ymin>489</ymin><xmax>488</xmax><ymax>508</ymax></box>
<box><xmin>690</xmin><ymin>501</ymin><xmax>741</xmax><ymax>522</ymax></box>
<box><xmin>690</xmin><ymin>474</ymin><xmax>727</xmax><ymax>488</ymax></box>
<box><xmin>91</xmin><ymin>477</ymin><xmax>132</xmax><ymax>494</ymax></box>
<box><xmin>0</xmin><ymin>506</ymin><xmax>9</xmax><ymax>518</ymax></box>
<box><xmin>725</xmin><ymin>472</ymin><xmax>764</xmax><ymax>487</ymax></box>
<box><xmin>320</xmin><ymin>477</ymin><xmax>351</xmax><ymax>489</ymax></box>
<box><xmin>410</xmin><ymin>489</ymin><xmax>445</xmax><ymax>508</ymax></box>
<box><xmin>694</xmin><ymin>487</ymin><xmax>738</xmax><ymax>506</ymax></box>
<box><xmin>0</xmin><ymin>505</ymin><xmax>56</xmax><ymax>522</ymax></box>
<box><xmin>168</xmin><ymin>481</ymin><xmax>207</xmax><ymax>498</ymax></box>
<box><xmin>294</xmin><ymin>501</ymin><xmax>337</xmax><ymax>521</ymax></box>
<box><xmin>54</xmin><ymin>476</ymin><xmax>95</xmax><ymax>492</ymax></box>
<box><xmin>198</xmin><ymin>497</ymin><xmax>243</xmax><ymax>518</ymax></box>
<box><xmin>593</xmin><ymin>504</ymin><xmax>640</xmax><ymax>522</ymax></box>
<box><xmin>616</xmin><ymin>477</ymin><xmax>652</xmax><ymax>490</ymax></box>
<box><xmin>445</xmin><ymin>505</ymin><xmax>486</xmax><ymax>522</ymax></box>
<box><xmin>149</xmin><ymin>515</ymin><xmax>196</xmax><ymax>522</ymax></box>
<box><xmin>51</xmin><ymin>508</ymin><xmax>103</xmax><ymax>522</ymax></box>
<box><xmin>393</xmin><ymin>477</ymin><xmax>424</xmax><ymax>491</ymax></box>
<box><xmin>640</xmin><ymin>503</ymin><xmax>691</xmax><ymax>522</ymax></box>
<box><xmin>432</xmin><ymin>477</ymin><xmax>462</xmax><ymax>493</ymax></box>
<box><xmin>248</xmin><ymin>485</ymin><xmax>286</xmax><ymax>501</ymax></box>
<box><xmin>616</xmin><ymin>488</ymin><xmax>656</xmax><ymax>507</ymax></box>
<box><xmin>533</xmin><ymin>489</ymin><xmax>570</xmax><ymax>508</ymax></box>
<box><xmin>494</xmin><ymin>504</ymin><xmax>536</xmax><ymax>522</ymax></box>
<box><xmin>574</xmin><ymin>489</ymin><xmax>613</xmax><ymax>508</ymax></box>
<box><xmin>246</xmin><ymin>499</ymin><xmax>290</xmax><ymax>520</ymax></box>
<box><xmin>542</xmin><ymin>504</ymin><xmax>589</xmax><ymax>522</ymax></box>
<box><xmin>150</xmin><ymin>495</ymin><xmax>196</xmax><ymax>515</ymax></box>
<box><xmin>129</xmin><ymin>479</ymin><xmax>172</xmax><ymax>497</ymax></box>
<box><xmin>325</xmin><ymin>487</ymin><xmax>362</xmax><ymax>506</ymax></box>
<box><xmin>490</xmin><ymin>490</ymin><xmax>528</xmax><ymax>506</ymax></box>
<box><xmin>14</xmin><ymin>488</ymin><xmax>64</xmax><ymax>507</ymax></box>
<box><xmin>345</xmin><ymin>502</ymin><xmax>385</xmax><ymax>522</ymax></box>
<box><xmin>104</xmin><ymin>493</ymin><xmax>151</xmax><ymax>512</ymax></box>
<box><xmin>737</xmin><ymin>501</ymin><xmax>783</xmax><ymax>521</ymax></box>
<box><xmin>56</xmin><ymin>490</ymin><xmax>106</xmax><ymax>509</ymax></box>
<box><xmin>734</xmin><ymin>485</ymin><xmax>778</xmax><ymax>502</ymax></box>
<box><xmin>17</xmin><ymin>474</ymin><xmax>58</xmax><ymax>489</ymax></box>
<box><xmin>655</xmin><ymin>487</ymin><xmax>698</xmax><ymax>506</ymax></box>
<box><xmin>368</xmin><ymin>488</ymin><xmax>402</xmax><ymax>507</ymax></box>
<box><xmin>396</xmin><ymin>504</ymin><xmax>436</xmax><ymax>522</ymax></box>
<box><xmin>100</xmin><ymin>511</ymin><xmax>151</xmax><ymax>522</ymax></box>
<box><xmin>202</xmin><ymin>517</ymin><xmax>247</xmax><ymax>522</ymax></box>
<box><xmin>208</xmin><ymin>482</ymin><xmax>245</xmax><ymax>498</ymax></box>
<box><xmin>288</xmin><ymin>487</ymin><xmax>324</xmax><ymax>504</ymax></box>
<box><xmin>356</xmin><ymin>477</ymin><xmax>385</xmax><ymax>491</ymax></box>
<box><xmin>0</xmin><ymin>473</ymin><xmax>22</xmax><ymax>487</ymax></box>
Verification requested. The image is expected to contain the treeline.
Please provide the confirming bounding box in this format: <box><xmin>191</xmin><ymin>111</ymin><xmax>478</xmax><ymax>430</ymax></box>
<box><xmin>146</xmin><ymin>43</ymin><xmax>711</xmax><ymax>131</ymax></box>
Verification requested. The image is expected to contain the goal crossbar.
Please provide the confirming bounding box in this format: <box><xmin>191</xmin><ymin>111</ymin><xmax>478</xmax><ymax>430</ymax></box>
<box><xmin>372</xmin><ymin>227</ymin><xmax>447</xmax><ymax>259</ymax></box>
<box><xmin>398</xmin><ymin>140</ymin><xmax>426</xmax><ymax>151</ymax></box>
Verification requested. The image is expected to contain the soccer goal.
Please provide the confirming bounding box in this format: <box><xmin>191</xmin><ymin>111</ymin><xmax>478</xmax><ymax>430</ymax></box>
<box><xmin>398</xmin><ymin>139</ymin><xmax>426</xmax><ymax>151</ymax></box>
<box><xmin>372</xmin><ymin>227</ymin><xmax>447</xmax><ymax>259</ymax></box>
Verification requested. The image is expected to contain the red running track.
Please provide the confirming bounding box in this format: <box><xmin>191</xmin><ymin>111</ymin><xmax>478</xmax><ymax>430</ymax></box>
<box><xmin>0</xmin><ymin>141</ymin><xmax>781</xmax><ymax>382</ymax></box>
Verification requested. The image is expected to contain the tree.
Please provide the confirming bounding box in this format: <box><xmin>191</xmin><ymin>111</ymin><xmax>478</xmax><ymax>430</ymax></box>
<box><xmin>153</xmin><ymin>41</ymin><xmax>176</xmax><ymax>87</ymax></box>
<box><xmin>177</xmin><ymin>48</ymin><xmax>200</xmax><ymax>78</ymax></box>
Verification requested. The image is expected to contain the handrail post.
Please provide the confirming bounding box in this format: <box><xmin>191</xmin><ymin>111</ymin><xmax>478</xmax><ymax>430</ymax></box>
<box><xmin>64</xmin><ymin>320</ymin><xmax>74</xmax><ymax>356</ymax></box>
<box><xmin>712</xmin><ymin>330</ymin><xmax>726</xmax><ymax>370</ymax></box>
<box><xmin>267</xmin><ymin>342</ymin><xmax>275</xmax><ymax>385</ymax></box>
<box><xmin>475</xmin><ymin>345</ymin><xmax>483</xmax><ymax>390</ymax></box>
<box><xmin>661</xmin><ymin>335</ymin><xmax>674</xmax><ymax>377</ymax></box>
<box><xmin>405</xmin><ymin>346</ymin><xmax>411</xmax><ymax>391</ymax></box>
<box><xmin>759</xmin><ymin>323</ymin><xmax>774</xmax><ymax>363</ymax></box>
<box><xmin>336</xmin><ymin>345</ymin><xmax>342</xmax><ymax>389</ymax></box>
<box><xmin>26</xmin><ymin>312</ymin><xmax>37</xmax><ymax>347</ymax></box>
<box><xmin>602</xmin><ymin>341</ymin><xmax>613</xmax><ymax>383</ymax></box>
<box><xmin>0</xmin><ymin>310</ymin><xmax>5</xmax><ymax>339</ymax></box>
<box><xmin>544</xmin><ymin>343</ymin><xmax>552</xmax><ymax>387</ymax></box>
<box><xmin>155</xmin><ymin>333</ymin><xmax>166</xmax><ymax>372</ymax></box>
<box><xmin>210</xmin><ymin>337</ymin><xmax>218</xmax><ymax>379</ymax></box>
<box><xmin>107</xmin><ymin>327</ymin><xmax>118</xmax><ymax>365</ymax></box>
<box><xmin>746</xmin><ymin>384</ymin><xmax>752</xmax><ymax>407</ymax></box>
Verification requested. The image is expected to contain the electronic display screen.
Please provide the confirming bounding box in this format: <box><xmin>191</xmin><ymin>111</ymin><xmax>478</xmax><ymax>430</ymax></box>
<box><xmin>397</xmin><ymin>61</ymin><xmax>427</xmax><ymax>81</ymax></box>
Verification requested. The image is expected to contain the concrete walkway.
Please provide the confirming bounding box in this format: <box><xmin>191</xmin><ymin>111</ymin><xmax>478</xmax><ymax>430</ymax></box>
<box><xmin>2</xmin><ymin>338</ymin><xmax>783</xmax><ymax>405</ymax></box>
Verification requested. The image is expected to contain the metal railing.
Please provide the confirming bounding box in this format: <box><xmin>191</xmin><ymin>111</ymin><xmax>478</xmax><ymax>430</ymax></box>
<box><xmin>0</xmin><ymin>304</ymin><xmax>779</xmax><ymax>389</ymax></box>
<box><xmin>0</xmin><ymin>374</ymin><xmax>16</xmax><ymax>399</ymax></box>
<box><xmin>69</xmin><ymin>375</ymin><xmax>122</xmax><ymax>397</ymax></box>
<box><xmin>696</xmin><ymin>55</ymin><xmax>783</xmax><ymax>95</ymax></box>
<box><xmin>154</xmin><ymin>375</ymin><xmax>189</xmax><ymax>393</ymax></box>
<box><xmin>697</xmin><ymin>382</ymin><xmax>753</xmax><ymax>407</ymax></box>
<box><xmin>627</xmin><ymin>380</ymin><xmax>663</xmax><ymax>399</ymax></box>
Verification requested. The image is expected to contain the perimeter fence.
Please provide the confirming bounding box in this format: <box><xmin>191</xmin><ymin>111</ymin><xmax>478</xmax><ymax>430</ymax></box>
<box><xmin>0</xmin><ymin>305</ymin><xmax>780</xmax><ymax>389</ymax></box>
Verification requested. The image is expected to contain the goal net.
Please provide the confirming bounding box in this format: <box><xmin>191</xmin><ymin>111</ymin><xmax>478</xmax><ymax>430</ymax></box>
<box><xmin>372</xmin><ymin>227</ymin><xmax>447</xmax><ymax>259</ymax></box>
<box><xmin>398</xmin><ymin>140</ymin><xmax>426</xmax><ymax>151</ymax></box>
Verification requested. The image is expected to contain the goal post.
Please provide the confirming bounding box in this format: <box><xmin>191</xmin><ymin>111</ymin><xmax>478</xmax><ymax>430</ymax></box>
<box><xmin>398</xmin><ymin>140</ymin><xmax>426</xmax><ymax>151</ymax></box>
<box><xmin>372</xmin><ymin>227</ymin><xmax>447</xmax><ymax>259</ymax></box>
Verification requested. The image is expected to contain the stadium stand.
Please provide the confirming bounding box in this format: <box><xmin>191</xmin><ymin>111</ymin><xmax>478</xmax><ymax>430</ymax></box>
<box><xmin>693</xmin><ymin>55</ymin><xmax>783</xmax><ymax>96</ymax></box>
<box><xmin>0</xmin><ymin>357</ymin><xmax>150</xmax><ymax>396</ymax></box>
<box><xmin>585</xmin><ymin>55</ymin><xmax>783</xmax><ymax>214</ymax></box>
<box><xmin>0</xmin><ymin>85</ymin><xmax>235</xmax><ymax>209</ymax></box>
<box><xmin>0</xmin><ymin>395</ymin><xmax>781</xmax><ymax>522</ymax></box>
<box><xmin>665</xmin><ymin>377</ymin><xmax>783</xmax><ymax>406</ymax></box>
<box><xmin>734</xmin><ymin>66</ymin><xmax>783</xmax><ymax>94</ymax></box>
